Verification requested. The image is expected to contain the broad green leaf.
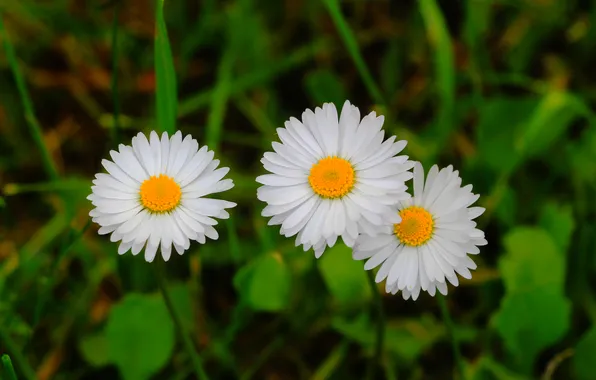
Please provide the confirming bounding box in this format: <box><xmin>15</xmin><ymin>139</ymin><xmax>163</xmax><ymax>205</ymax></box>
<box><xmin>332</xmin><ymin>313</ymin><xmax>444</xmax><ymax>362</ymax></box>
<box><xmin>573</xmin><ymin>327</ymin><xmax>596</xmax><ymax>380</ymax></box>
<box><xmin>517</xmin><ymin>92</ymin><xmax>588</xmax><ymax>159</ymax></box>
<box><xmin>539</xmin><ymin>202</ymin><xmax>575</xmax><ymax>253</ymax></box>
<box><xmin>79</xmin><ymin>332</ymin><xmax>110</xmax><ymax>367</ymax></box>
<box><xmin>477</xmin><ymin>97</ymin><xmax>539</xmax><ymax>173</ymax></box>
<box><xmin>106</xmin><ymin>293</ymin><xmax>175</xmax><ymax>380</ymax></box>
<box><xmin>304</xmin><ymin>70</ymin><xmax>347</xmax><ymax>106</ymax></box>
<box><xmin>499</xmin><ymin>227</ymin><xmax>564</xmax><ymax>293</ymax></box>
<box><xmin>233</xmin><ymin>253</ymin><xmax>291</xmax><ymax>311</ymax></box>
<box><xmin>493</xmin><ymin>287</ymin><xmax>571</xmax><ymax>372</ymax></box>
<box><xmin>155</xmin><ymin>0</ymin><xmax>177</xmax><ymax>133</ymax></box>
<box><xmin>318</xmin><ymin>244</ymin><xmax>370</xmax><ymax>306</ymax></box>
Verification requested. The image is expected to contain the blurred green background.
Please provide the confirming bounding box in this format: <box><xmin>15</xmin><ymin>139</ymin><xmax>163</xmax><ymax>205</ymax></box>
<box><xmin>1</xmin><ymin>0</ymin><xmax>596</xmax><ymax>379</ymax></box>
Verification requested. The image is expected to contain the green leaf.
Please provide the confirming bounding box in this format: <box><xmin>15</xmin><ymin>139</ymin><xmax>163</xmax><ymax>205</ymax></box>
<box><xmin>318</xmin><ymin>244</ymin><xmax>371</xmax><ymax>306</ymax></box>
<box><xmin>573</xmin><ymin>327</ymin><xmax>596</xmax><ymax>380</ymax></box>
<box><xmin>517</xmin><ymin>92</ymin><xmax>588</xmax><ymax>159</ymax></box>
<box><xmin>233</xmin><ymin>253</ymin><xmax>291</xmax><ymax>311</ymax></box>
<box><xmin>499</xmin><ymin>227</ymin><xmax>564</xmax><ymax>293</ymax></box>
<box><xmin>539</xmin><ymin>202</ymin><xmax>575</xmax><ymax>253</ymax></box>
<box><xmin>476</xmin><ymin>97</ymin><xmax>539</xmax><ymax>173</ymax></box>
<box><xmin>493</xmin><ymin>287</ymin><xmax>571</xmax><ymax>372</ymax></box>
<box><xmin>79</xmin><ymin>332</ymin><xmax>110</xmax><ymax>367</ymax></box>
<box><xmin>304</xmin><ymin>70</ymin><xmax>347</xmax><ymax>106</ymax></box>
<box><xmin>106</xmin><ymin>293</ymin><xmax>175</xmax><ymax>380</ymax></box>
<box><xmin>155</xmin><ymin>0</ymin><xmax>177</xmax><ymax>133</ymax></box>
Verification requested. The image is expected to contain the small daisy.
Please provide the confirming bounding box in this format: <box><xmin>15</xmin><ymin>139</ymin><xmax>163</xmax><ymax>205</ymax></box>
<box><xmin>256</xmin><ymin>100</ymin><xmax>413</xmax><ymax>258</ymax></box>
<box><xmin>353</xmin><ymin>162</ymin><xmax>487</xmax><ymax>300</ymax></box>
<box><xmin>88</xmin><ymin>131</ymin><xmax>236</xmax><ymax>262</ymax></box>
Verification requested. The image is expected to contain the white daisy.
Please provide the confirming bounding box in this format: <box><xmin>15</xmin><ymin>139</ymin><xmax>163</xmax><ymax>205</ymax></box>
<box><xmin>88</xmin><ymin>131</ymin><xmax>236</xmax><ymax>262</ymax></box>
<box><xmin>353</xmin><ymin>162</ymin><xmax>487</xmax><ymax>301</ymax></box>
<box><xmin>256</xmin><ymin>100</ymin><xmax>414</xmax><ymax>258</ymax></box>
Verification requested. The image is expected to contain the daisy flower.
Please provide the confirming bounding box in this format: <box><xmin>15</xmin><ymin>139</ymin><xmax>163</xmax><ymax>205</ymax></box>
<box><xmin>353</xmin><ymin>162</ymin><xmax>487</xmax><ymax>300</ymax></box>
<box><xmin>88</xmin><ymin>131</ymin><xmax>236</xmax><ymax>262</ymax></box>
<box><xmin>256</xmin><ymin>100</ymin><xmax>414</xmax><ymax>258</ymax></box>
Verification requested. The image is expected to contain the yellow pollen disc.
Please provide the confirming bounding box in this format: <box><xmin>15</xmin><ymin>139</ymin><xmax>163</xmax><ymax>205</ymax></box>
<box><xmin>308</xmin><ymin>156</ymin><xmax>355</xmax><ymax>199</ymax></box>
<box><xmin>394</xmin><ymin>206</ymin><xmax>434</xmax><ymax>247</ymax></box>
<box><xmin>139</xmin><ymin>175</ymin><xmax>182</xmax><ymax>213</ymax></box>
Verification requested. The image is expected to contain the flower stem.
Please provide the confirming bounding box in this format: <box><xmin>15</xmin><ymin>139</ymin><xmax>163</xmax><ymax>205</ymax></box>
<box><xmin>154</xmin><ymin>263</ymin><xmax>209</xmax><ymax>380</ymax></box>
<box><xmin>437</xmin><ymin>294</ymin><xmax>466</xmax><ymax>379</ymax></box>
<box><xmin>2</xmin><ymin>354</ymin><xmax>19</xmax><ymax>380</ymax></box>
<box><xmin>365</xmin><ymin>271</ymin><xmax>385</xmax><ymax>380</ymax></box>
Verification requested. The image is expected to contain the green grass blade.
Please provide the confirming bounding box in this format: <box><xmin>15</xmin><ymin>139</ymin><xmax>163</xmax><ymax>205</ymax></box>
<box><xmin>419</xmin><ymin>0</ymin><xmax>455</xmax><ymax>155</ymax></box>
<box><xmin>110</xmin><ymin>2</ymin><xmax>121</xmax><ymax>141</ymax></box>
<box><xmin>0</xmin><ymin>14</ymin><xmax>58</xmax><ymax>179</ymax></box>
<box><xmin>33</xmin><ymin>220</ymin><xmax>92</xmax><ymax>326</ymax></box>
<box><xmin>0</xmin><ymin>346</ymin><xmax>35</xmax><ymax>380</ymax></box>
<box><xmin>323</xmin><ymin>0</ymin><xmax>385</xmax><ymax>105</ymax></box>
<box><xmin>155</xmin><ymin>0</ymin><xmax>177</xmax><ymax>133</ymax></box>
<box><xmin>206</xmin><ymin>46</ymin><xmax>234</xmax><ymax>150</ymax></box>
<box><xmin>1</xmin><ymin>354</ymin><xmax>18</xmax><ymax>380</ymax></box>
<box><xmin>177</xmin><ymin>41</ymin><xmax>327</xmax><ymax>117</ymax></box>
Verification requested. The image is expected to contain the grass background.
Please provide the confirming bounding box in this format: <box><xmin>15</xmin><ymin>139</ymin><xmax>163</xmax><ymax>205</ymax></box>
<box><xmin>1</xmin><ymin>0</ymin><xmax>596</xmax><ymax>379</ymax></box>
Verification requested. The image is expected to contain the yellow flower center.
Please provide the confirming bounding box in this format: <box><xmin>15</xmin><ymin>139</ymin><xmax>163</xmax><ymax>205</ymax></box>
<box><xmin>139</xmin><ymin>175</ymin><xmax>181</xmax><ymax>213</ymax></box>
<box><xmin>394</xmin><ymin>206</ymin><xmax>434</xmax><ymax>246</ymax></box>
<box><xmin>308</xmin><ymin>156</ymin><xmax>355</xmax><ymax>199</ymax></box>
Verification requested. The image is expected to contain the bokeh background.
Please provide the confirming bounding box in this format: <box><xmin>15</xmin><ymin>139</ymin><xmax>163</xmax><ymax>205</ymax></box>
<box><xmin>1</xmin><ymin>0</ymin><xmax>596</xmax><ymax>379</ymax></box>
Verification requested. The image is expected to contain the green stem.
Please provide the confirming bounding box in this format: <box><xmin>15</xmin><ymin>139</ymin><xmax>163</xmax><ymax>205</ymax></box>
<box><xmin>154</xmin><ymin>263</ymin><xmax>209</xmax><ymax>380</ymax></box>
<box><xmin>0</xmin><ymin>331</ymin><xmax>36</xmax><ymax>380</ymax></box>
<box><xmin>437</xmin><ymin>294</ymin><xmax>466</xmax><ymax>379</ymax></box>
<box><xmin>2</xmin><ymin>354</ymin><xmax>18</xmax><ymax>380</ymax></box>
<box><xmin>365</xmin><ymin>271</ymin><xmax>385</xmax><ymax>380</ymax></box>
<box><xmin>323</xmin><ymin>0</ymin><xmax>385</xmax><ymax>105</ymax></box>
<box><xmin>0</xmin><ymin>15</ymin><xmax>58</xmax><ymax>179</ymax></box>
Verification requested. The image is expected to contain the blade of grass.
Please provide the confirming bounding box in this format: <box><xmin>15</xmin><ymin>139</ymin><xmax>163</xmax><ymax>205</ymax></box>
<box><xmin>155</xmin><ymin>0</ymin><xmax>177</xmax><ymax>133</ymax></box>
<box><xmin>1</xmin><ymin>354</ymin><xmax>18</xmax><ymax>380</ymax></box>
<box><xmin>205</xmin><ymin>45</ymin><xmax>234</xmax><ymax>150</ymax></box>
<box><xmin>418</xmin><ymin>0</ymin><xmax>456</xmax><ymax>158</ymax></box>
<box><xmin>323</xmin><ymin>0</ymin><xmax>385</xmax><ymax>105</ymax></box>
<box><xmin>32</xmin><ymin>220</ymin><xmax>92</xmax><ymax>326</ymax></box>
<box><xmin>3</xmin><ymin>178</ymin><xmax>90</xmax><ymax>195</ymax></box>
<box><xmin>0</xmin><ymin>14</ymin><xmax>58</xmax><ymax>179</ymax></box>
<box><xmin>178</xmin><ymin>40</ymin><xmax>328</xmax><ymax>117</ymax></box>
<box><xmin>110</xmin><ymin>2</ymin><xmax>121</xmax><ymax>141</ymax></box>
<box><xmin>0</xmin><ymin>338</ymin><xmax>36</xmax><ymax>380</ymax></box>
<box><xmin>312</xmin><ymin>341</ymin><xmax>349</xmax><ymax>380</ymax></box>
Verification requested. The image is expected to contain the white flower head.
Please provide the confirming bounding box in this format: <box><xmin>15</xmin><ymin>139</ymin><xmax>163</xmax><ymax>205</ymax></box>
<box><xmin>256</xmin><ymin>100</ymin><xmax>414</xmax><ymax>258</ymax></box>
<box><xmin>88</xmin><ymin>131</ymin><xmax>236</xmax><ymax>262</ymax></box>
<box><xmin>353</xmin><ymin>162</ymin><xmax>487</xmax><ymax>301</ymax></box>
